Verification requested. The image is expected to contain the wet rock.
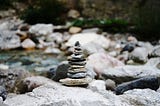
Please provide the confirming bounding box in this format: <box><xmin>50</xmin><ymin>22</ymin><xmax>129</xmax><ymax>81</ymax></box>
<box><xmin>21</xmin><ymin>38</ymin><xmax>36</xmax><ymax>49</ymax></box>
<box><xmin>49</xmin><ymin>61</ymin><xmax>70</xmax><ymax>81</ymax></box>
<box><xmin>60</xmin><ymin>41</ymin><xmax>92</xmax><ymax>86</ymax></box>
<box><xmin>102</xmin><ymin>65</ymin><xmax>160</xmax><ymax>83</ymax></box>
<box><xmin>69</xmin><ymin>26</ymin><xmax>82</xmax><ymax>34</ymax></box>
<box><xmin>29</xmin><ymin>24</ymin><xmax>53</xmax><ymax>36</ymax></box>
<box><xmin>130</xmin><ymin>47</ymin><xmax>148</xmax><ymax>63</ymax></box>
<box><xmin>105</xmin><ymin>79</ymin><xmax>116</xmax><ymax>91</ymax></box>
<box><xmin>0</xmin><ymin>86</ymin><xmax>7</xmax><ymax>101</ymax></box>
<box><xmin>88</xmin><ymin>80</ymin><xmax>106</xmax><ymax>92</ymax></box>
<box><xmin>68</xmin><ymin>9</ymin><xmax>80</xmax><ymax>18</ymax></box>
<box><xmin>66</xmin><ymin>33</ymin><xmax>110</xmax><ymax>50</ymax></box>
<box><xmin>115</xmin><ymin>76</ymin><xmax>159</xmax><ymax>95</ymax></box>
<box><xmin>86</xmin><ymin>52</ymin><xmax>124</xmax><ymax>78</ymax></box>
<box><xmin>0</xmin><ymin>30</ymin><xmax>21</xmax><ymax>50</ymax></box>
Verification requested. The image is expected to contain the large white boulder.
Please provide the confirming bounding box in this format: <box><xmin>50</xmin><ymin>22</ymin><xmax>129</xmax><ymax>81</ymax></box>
<box><xmin>66</xmin><ymin>33</ymin><xmax>110</xmax><ymax>50</ymax></box>
<box><xmin>86</xmin><ymin>52</ymin><xmax>124</xmax><ymax>77</ymax></box>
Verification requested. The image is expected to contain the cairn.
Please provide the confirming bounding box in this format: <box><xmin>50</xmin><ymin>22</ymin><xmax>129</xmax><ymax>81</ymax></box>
<box><xmin>60</xmin><ymin>41</ymin><xmax>91</xmax><ymax>86</ymax></box>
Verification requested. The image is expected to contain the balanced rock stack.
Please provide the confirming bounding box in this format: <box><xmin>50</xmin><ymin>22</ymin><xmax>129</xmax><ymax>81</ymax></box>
<box><xmin>60</xmin><ymin>41</ymin><xmax>91</xmax><ymax>86</ymax></box>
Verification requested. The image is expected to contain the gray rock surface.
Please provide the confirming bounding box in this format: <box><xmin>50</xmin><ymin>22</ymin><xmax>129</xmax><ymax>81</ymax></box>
<box><xmin>0</xmin><ymin>30</ymin><xmax>21</xmax><ymax>50</ymax></box>
<box><xmin>4</xmin><ymin>81</ymin><xmax>160</xmax><ymax>106</ymax></box>
<box><xmin>102</xmin><ymin>65</ymin><xmax>160</xmax><ymax>83</ymax></box>
<box><xmin>0</xmin><ymin>86</ymin><xmax>7</xmax><ymax>101</ymax></box>
<box><xmin>150</xmin><ymin>45</ymin><xmax>160</xmax><ymax>57</ymax></box>
<box><xmin>49</xmin><ymin>61</ymin><xmax>69</xmax><ymax>81</ymax></box>
<box><xmin>21</xmin><ymin>76</ymin><xmax>55</xmax><ymax>93</ymax></box>
<box><xmin>4</xmin><ymin>83</ymin><xmax>117</xmax><ymax>106</ymax></box>
<box><xmin>115</xmin><ymin>76</ymin><xmax>159</xmax><ymax>95</ymax></box>
<box><xmin>86</xmin><ymin>52</ymin><xmax>124</xmax><ymax>78</ymax></box>
<box><xmin>129</xmin><ymin>47</ymin><xmax>148</xmax><ymax>63</ymax></box>
<box><xmin>0</xmin><ymin>68</ymin><xmax>31</xmax><ymax>93</ymax></box>
<box><xmin>120</xmin><ymin>89</ymin><xmax>160</xmax><ymax>106</ymax></box>
<box><xmin>88</xmin><ymin>80</ymin><xmax>106</xmax><ymax>92</ymax></box>
<box><xmin>29</xmin><ymin>24</ymin><xmax>54</xmax><ymax>36</ymax></box>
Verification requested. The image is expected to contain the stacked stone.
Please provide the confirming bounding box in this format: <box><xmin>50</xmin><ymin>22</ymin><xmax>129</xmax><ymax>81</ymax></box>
<box><xmin>60</xmin><ymin>41</ymin><xmax>91</xmax><ymax>86</ymax></box>
<box><xmin>67</xmin><ymin>41</ymin><xmax>87</xmax><ymax>79</ymax></box>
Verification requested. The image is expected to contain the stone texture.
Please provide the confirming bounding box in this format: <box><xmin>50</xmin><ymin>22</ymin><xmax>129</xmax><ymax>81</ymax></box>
<box><xmin>0</xmin><ymin>18</ymin><xmax>23</xmax><ymax>31</ymax></box>
<box><xmin>129</xmin><ymin>47</ymin><xmax>149</xmax><ymax>63</ymax></box>
<box><xmin>60</xmin><ymin>41</ymin><xmax>91</xmax><ymax>86</ymax></box>
<box><xmin>49</xmin><ymin>61</ymin><xmax>69</xmax><ymax>81</ymax></box>
<box><xmin>102</xmin><ymin>65</ymin><xmax>160</xmax><ymax>83</ymax></box>
<box><xmin>0</xmin><ymin>86</ymin><xmax>7</xmax><ymax>101</ymax></box>
<box><xmin>120</xmin><ymin>89</ymin><xmax>160</xmax><ymax>106</ymax></box>
<box><xmin>69</xmin><ymin>27</ymin><xmax>82</xmax><ymax>34</ymax></box>
<box><xmin>4</xmin><ymin>84</ymin><xmax>118</xmax><ymax>106</ymax></box>
<box><xmin>46</xmin><ymin>32</ymin><xmax>63</xmax><ymax>43</ymax></box>
<box><xmin>88</xmin><ymin>80</ymin><xmax>106</xmax><ymax>92</ymax></box>
<box><xmin>115</xmin><ymin>76</ymin><xmax>159</xmax><ymax>95</ymax></box>
<box><xmin>66</xmin><ymin>33</ymin><xmax>110</xmax><ymax>50</ymax></box>
<box><xmin>21</xmin><ymin>38</ymin><xmax>36</xmax><ymax>49</ymax></box>
<box><xmin>0</xmin><ymin>30</ymin><xmax>21</xmax><ymax>50</ymax></box>
<box><xmin>0</xmin><ymin>68</ymin><xmax>31</xmax><ymax>93</ymax></box>
<box><xmin>105</xmin><ymin>79</ymin><xmax>116</xmax><ymax>91</ymax></box>
<box><xmin>4</xmin><ymin>82</ymin><xmax>160</xmax><ymax>106</ymax></box>
<box><xmin>150</xmin><ymin>45</ymin><xmax>160</xmax><ymax>57</ymax></box>
<box><xmin>29</xmin><ymin>24</ymin><xmax>54</xmax><ymax>36</ymax></box>
<box><xmin>86</xmin><ymin>52</ymin><xmax>124</xmax><ymax>78</ymax></box>
<box><xmin>21</xmin><ymin>76</ymin><xmax>55</xmax><ymax>93</ymax></box>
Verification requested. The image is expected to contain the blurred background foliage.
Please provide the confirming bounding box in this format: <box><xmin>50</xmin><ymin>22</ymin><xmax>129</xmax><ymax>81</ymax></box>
<box><xmin>0</xmin><ymin>0</ymin><xmax>160</xmax><ymax>40</ymax></box>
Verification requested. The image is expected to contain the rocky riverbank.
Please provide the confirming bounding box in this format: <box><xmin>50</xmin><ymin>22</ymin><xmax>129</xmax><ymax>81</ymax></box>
<box><xmin>0</xmin><ymin>17</ymin><xmax>160</xmax><ymax>106</ymax></box>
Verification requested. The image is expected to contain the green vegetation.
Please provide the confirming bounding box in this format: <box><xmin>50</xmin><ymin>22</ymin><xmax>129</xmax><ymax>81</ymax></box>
<box><xmin>21</xmin><ymin>0</ymin><xmax>67</xmax><ymax>25</ymax></box>
<box><xmin>70</xmin><ymin>18</ymin><xmax>129</xmax><ymax>32</ymax></box>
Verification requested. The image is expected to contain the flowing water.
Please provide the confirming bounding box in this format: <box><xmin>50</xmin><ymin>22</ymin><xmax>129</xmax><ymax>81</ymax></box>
<box><xmin>0</xmin><ymin>50</ymin><xmax>65</xmax><ymax>73</ymax></box>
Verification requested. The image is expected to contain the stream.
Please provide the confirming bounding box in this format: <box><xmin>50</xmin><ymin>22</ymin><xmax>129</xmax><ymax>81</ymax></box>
<box><xmin>0</xmin><ymin>50</ymin><xmax>65</xmax><ymax>74</ymax></box>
